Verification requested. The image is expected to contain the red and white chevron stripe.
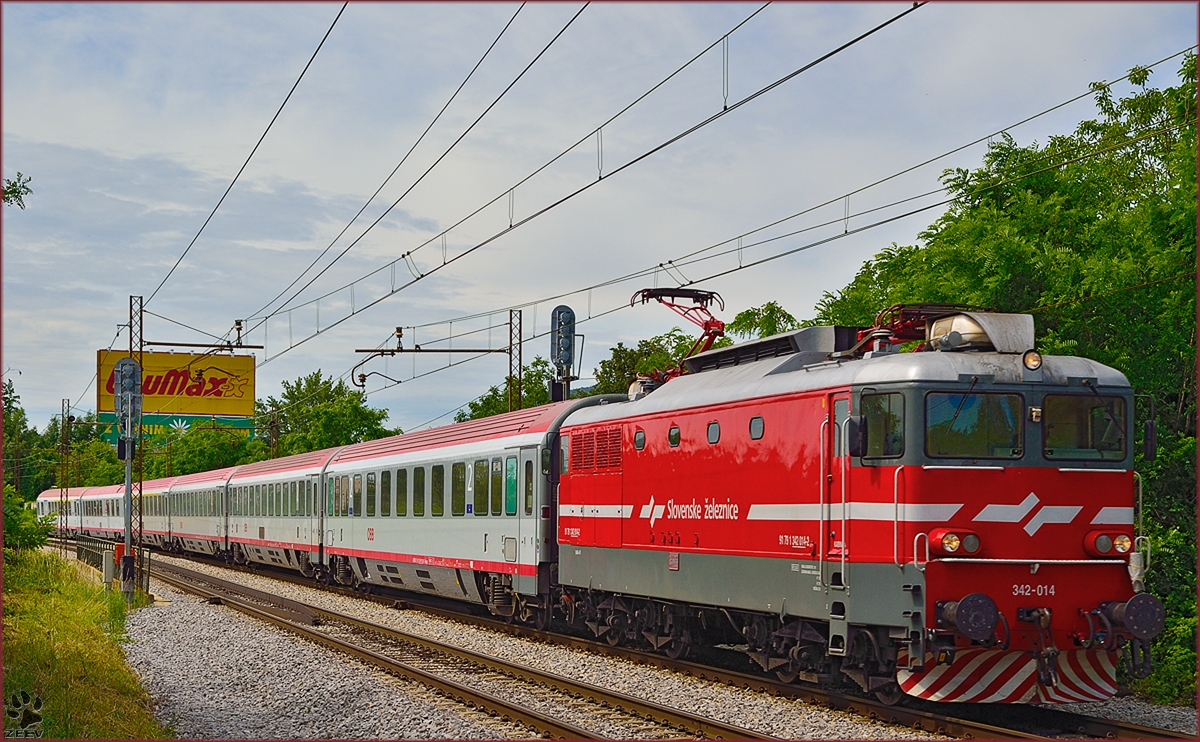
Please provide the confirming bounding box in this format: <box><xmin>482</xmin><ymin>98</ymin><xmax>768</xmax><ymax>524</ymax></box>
<box><xmin>896</xmin><ymin>648</ymin><xmax>1117</xmax><ymax>704</ymax></box>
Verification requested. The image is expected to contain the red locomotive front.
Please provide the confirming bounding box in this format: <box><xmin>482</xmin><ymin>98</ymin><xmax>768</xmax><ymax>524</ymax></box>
<box><xmin>556</xmin><ymin>306</ymin><xmax>1164</xmax><ymax>704</ymax></box>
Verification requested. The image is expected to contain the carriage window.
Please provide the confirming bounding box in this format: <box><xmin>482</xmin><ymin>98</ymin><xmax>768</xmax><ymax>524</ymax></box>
<box><xmin>452</xmin><ymin>462</ymin><xmax>467</xmax><ymax>516</ymax></box>
<box><xmin>337</xmin><ymin>476</ymin><xmax>348</xmax><ymax>516</ymax></box>
<box><xmin>352</xmin><ymin>475</ymin><xmax>363</xmax><ymax>517</ymax></box>
<box><xmin>491</xmin><ymin>458</ymin><xmax>503</xmax><ymax>516</ymax></box>
<box><xmin>749</xmin><ymin>416</ymin><xmax>764</xmax><ymax>440</ymax></box>
<box><xmin>707</xmin><ymin>421</ymin><xmax>720</xmax><ymax>444</ymax></box>
<box><xmin>473</xmin><ymin>460</ymin><xmax>488</xmax><ymax>516</ymax></box>
<box><xmin>926</xmin><ymin>392</ymin><xmax>1023</xmax><ymax>459</ymax></box>
<box><xmin>327</xmin><ymin>477</ymin><xmax>334</xmax><ymax>516</ymax></box>
<box><xmin>1044</xmin><ymin>394</ymin><xmax>1126</xmax><ymax>460</ymax></box>
<box><xmin>396</xmin><ymin>469</ymin><xmax>408</xmax><ymax>516</ymax></box>
<box><xmin>291</xmin><ymin>481</ymin><xmax>298</xmax><ymax>516</ymax></box>
<box><xmin>862</xmin><ymin>392</ymin><xmax>905</xmax><ymax>458</ymax></box>
<box><xmin>412</xmin><ymin>467</ymin><xmax>425</xmax><ymax>516</ymax></box>
<box><xmin>524</xmin><ymin>460</ymin><xmax>534</xmax><ymax>515</ymax></box>
<box><xmin>304</xmin><ymin>481</ymin><xmax>311</xmax><ymax>517</ymax></box>
<box><xmin>380</xmin><ymin>470</ymin><xmax>391</xmax><ymax>516</ymax></box>
<box><xmin>431</xmin><ymin>465</ymin><xmax>444</xmax><ymax>516</ymax></box>
<box><xmin>505</xmin><ymin>457</ymin><xmax>518</xmax><ymax>516</ymax></box>
<box><xmin>668</xmin><ymin>426</ymin><xmax>681</xmax><ymax>447</ymax></box>
<box><xmin>366</xmin><ymin>472</ymin><xmax>377</xmax><ymax>517</ymax></box>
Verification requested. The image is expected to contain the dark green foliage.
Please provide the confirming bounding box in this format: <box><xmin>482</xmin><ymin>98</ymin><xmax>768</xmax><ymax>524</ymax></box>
<box><xmin>3</xmin><ymin>484</ymin><xmax>54</xmax><ymax>550</ymax></box>
<box><xmin>726</xmin><ymin>301</ymin><xmax>800</xmax><ymax>339</ymax></box>
<box><xmin>588</xmin><ymin>328</ymin><xmax>706</xmax><ymax>395</ymax></box>
<box><xmin>812</xmin><ymin>56</ymin><xmax>1196</xmax><ymax>704</ymax></box>
<box><xmin>3</xmin><ymin>171</ymin><xmax>32</xmax><ymax>209</ymax></box>
<box><xmin>455</xmin><ymin>357</ymin><xmax>556</xmax><ymax>422</ymax></box>
<box><xmin>257</xmin><ymin>370</ymin><xmax>395</xmax><ymax>456</ymax></box>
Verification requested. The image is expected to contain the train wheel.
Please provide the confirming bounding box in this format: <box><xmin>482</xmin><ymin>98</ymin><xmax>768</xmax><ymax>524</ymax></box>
<box><xmin>534</xmin><ymin>606</ymin><xmax>551</xmax><ymax>631</ymax></box>
<box><xmin>605</xmin><ymin>630</ymin><xmax>622</xmax><ymax>646</ymax></box>
<box><xmin>665</xmin><ymin>635</ymin><xmax>691</xmax><ymax>660</ymax></box>
<box><xmin>776</xmin><ymin>669</ymin><xmax>799</xmax><ymax>684</ymax></box>
<box><xmin>874</xmin><ymin>683</ymin><xmax>904</xmax><ymax>706</ymax></box>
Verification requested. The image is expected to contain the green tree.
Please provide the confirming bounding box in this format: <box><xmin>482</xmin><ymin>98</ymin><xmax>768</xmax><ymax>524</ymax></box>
<box><xmin>455</xmin><ymin>357</ymin><xmax>556</xmax><ymax>422</ymax></box>
<box><xmin>3</xmin><ymin>484</ymin><xmax>54</xmax><ymax>550</ymax></box>
<box><xmin>3</xmin><ymin>172</ymin><xmax>32</xmax><ymax>209</ymax></box>
<box><xmin>257</xmin><ymin>371</ymin><xmax>394</xmax><ymax>456</ymax></box>
<box><xmin>588</xmin><ymin>328</ymin><xmax>699</xmax><ymax>395</ymax></box>
<box><xmin>726</xmin><ymin>301</ymin><xmax>800</xmax><ymax>339</ymax></box>
<box><xmin>811</xmin><ymin>56</ymin><xmax>1196</xmax><ymax>703</ymax></box>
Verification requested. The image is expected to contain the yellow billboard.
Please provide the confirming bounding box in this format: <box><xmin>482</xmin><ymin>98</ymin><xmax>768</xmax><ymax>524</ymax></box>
<box><xmin>97</xmin><ymin>350</ymin><xmax>255</xmax><ymax>417</ymax></box>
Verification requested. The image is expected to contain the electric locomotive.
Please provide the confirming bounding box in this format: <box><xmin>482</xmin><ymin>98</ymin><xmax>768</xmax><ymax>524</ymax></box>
<box><xmin>556</xmin><ymin>304</ymin><xmax>1165</xmax><ymax>703</ymax></box>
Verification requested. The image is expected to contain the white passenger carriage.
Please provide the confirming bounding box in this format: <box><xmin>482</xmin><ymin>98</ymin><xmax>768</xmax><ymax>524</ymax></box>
<box><xmin>167</xmin><ymin>467</ymin><xmax>235</xmax><ymax>556</ymax></box>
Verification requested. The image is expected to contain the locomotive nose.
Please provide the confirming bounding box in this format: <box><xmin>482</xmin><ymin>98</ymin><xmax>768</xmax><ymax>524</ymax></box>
<box><xmin>938</xmin><ymin>592</ymin><xmax>1000</xmax><ymax>642</ymax></box>
<box><xmin>1104</xmin><ymin>593</ymin><xmax>1166</xmax><ymax>641</ymax></box>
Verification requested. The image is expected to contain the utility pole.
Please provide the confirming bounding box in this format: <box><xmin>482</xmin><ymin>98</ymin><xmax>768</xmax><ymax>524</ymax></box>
<box><xmin>130</xmin><ymin>296</ymin><xmax>145</xmax><ymax>578</ymax></box>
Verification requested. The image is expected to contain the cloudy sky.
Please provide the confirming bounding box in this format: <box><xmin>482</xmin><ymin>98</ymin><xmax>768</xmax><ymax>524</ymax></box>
<box><xmin>3</xmin><ymin>2</ymin><xmax>1195</xmax><ymax>433</ymax></box>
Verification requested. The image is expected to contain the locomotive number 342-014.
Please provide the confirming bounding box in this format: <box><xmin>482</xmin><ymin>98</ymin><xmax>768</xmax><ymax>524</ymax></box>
<box><xmin>1012</xmin><ymin>583</ymin><xmax>1056</xmax><ymax>596</ymax></box>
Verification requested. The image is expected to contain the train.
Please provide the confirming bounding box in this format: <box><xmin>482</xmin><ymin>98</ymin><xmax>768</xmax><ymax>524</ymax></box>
<box><xmin>39</xmin><ymin>304</ymin><xmax>1166</xmax><ymax>705</ymax></box>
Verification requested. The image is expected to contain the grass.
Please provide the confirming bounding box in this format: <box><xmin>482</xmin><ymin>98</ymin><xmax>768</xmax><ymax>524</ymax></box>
<box><xmin>2</xmin><ymin>548</ymin><xmax>172</xmax><ymax>739</ymax></box>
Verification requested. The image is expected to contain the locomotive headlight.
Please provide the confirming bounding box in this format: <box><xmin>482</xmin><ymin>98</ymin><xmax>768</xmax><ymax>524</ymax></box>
<box><xmin>1113</xmin><ymin>534</ymin><xmax>1132</xmax><ymax>553</ymax></box>
<box><xmin>1094</xmin><ymin>534</ymin><xmax>1113</xmax><ymax>553</ymax></box>
<box><xmin>941</xmin><ymin>532</ymin><xmax>962</xmax><ymax>552</ymax></box>
<box><xmin>962</xmin><ymin>533</ymin><xmax>981</xmax><ymax>554</ymax></box>
<box><xmin>1023</xmin><ymin>349</ymin><xmax>1043</xmax><ymax>371</ymax></box>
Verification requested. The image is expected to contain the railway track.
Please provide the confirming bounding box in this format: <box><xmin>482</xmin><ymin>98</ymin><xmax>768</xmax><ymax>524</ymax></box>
<box><xmin>150</xmin><ymin>560</ymin><xmax>772</xmax><ymax>740</ymax></box>
<box><xmin>57</xmin><ymin>538</ymin><xmax>1192</xmax><ymax>740</ymax></box>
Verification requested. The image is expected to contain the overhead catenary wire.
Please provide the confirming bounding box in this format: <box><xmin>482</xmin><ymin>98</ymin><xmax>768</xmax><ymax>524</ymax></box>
<box><xmin>244</xmin><ymin>2</ymin><xmax>590</xmax><ymax>340</ymax></box>
<box><xmin>252</xmin><ymin>40</ymin><xmax>1195</xmax><ymax>345</ymax></box>
<box><xmin>252</xmin><ymin>1</ymin><xmax>926</xmax><ymax>365</ymax></box>
<box><xmin>145</xmin><ymin>1</ymin><xmax>349</xmax><ymax>307</ymax></box>
<box><xmin>350</xmin><ymin>54</ymin><xmax>1199</xmax><ymax>354</ymax></box>
<box><xmin>248</xmin><ymin>3</ymin><xmax>770</xmax><ymax>330</ymax></box>
<box><xmin>364</xmin><ymin>114</ymin><xmax>1194</xmax><ymax>425</ymax></box>
<box><xmin>244</xmin><ymin>2</ymin><xmax>528</xmax><ymax>324</ymax></box>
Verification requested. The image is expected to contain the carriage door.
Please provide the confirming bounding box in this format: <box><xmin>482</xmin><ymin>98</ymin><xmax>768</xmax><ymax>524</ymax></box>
<box><xmin>514</xmin><ymin>447</ymin><xmax>539</xmax><ymax>594</ymax></box>
<box><xmin>307</xmin><ymin>475</ymin><xmax>319</xmax><ymax>551</ymax></box>
<box><xmin>825</xmin><ymin>393</ymin><xmax>852</xmax><ymax>589</ymax></box>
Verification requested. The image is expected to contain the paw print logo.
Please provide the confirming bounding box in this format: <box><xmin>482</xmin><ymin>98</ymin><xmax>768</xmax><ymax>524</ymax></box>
<box><xmin>5</xmin><ymin>690</ymin><xmax>43</xmax><ymax>738</ymax></box>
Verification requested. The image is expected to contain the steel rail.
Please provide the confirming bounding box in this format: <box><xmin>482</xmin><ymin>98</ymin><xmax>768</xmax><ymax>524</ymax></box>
<box><xmin>147</xmin><ymin>566</ymin><xmax>599</xmax><ymax>739</ymax></box>
<box><xmin>153</xmin><ymin>560</ymin><xmax>773</xmax><ymax>740</ymax></box>
<box><xmin>58</xmin><ymin>538</ymin><xmax>1191</xmax><ymax>741</ymax></box>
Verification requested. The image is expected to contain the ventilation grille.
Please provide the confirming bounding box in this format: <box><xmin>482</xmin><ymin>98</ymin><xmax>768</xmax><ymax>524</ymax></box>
<box><xmin>570</xmin><ymin>428</ymin><xmax>622</xmax><ymax>472</ymax></box>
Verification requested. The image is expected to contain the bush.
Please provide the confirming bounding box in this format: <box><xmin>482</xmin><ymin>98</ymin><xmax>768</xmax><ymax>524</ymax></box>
<box><xmin>3</xmin><ymin>484</ymin><xmax>54</xmax><ymax>551</ymax></box>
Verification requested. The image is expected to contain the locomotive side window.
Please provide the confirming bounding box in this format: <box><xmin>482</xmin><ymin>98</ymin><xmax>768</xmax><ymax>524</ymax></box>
<box><xmin>707</xmin><ymin>421</ymin><xmax>720</xmax><ymax>444</ymax></box>
<box><xmin>431</xmin><ymin>465</ymin><xmax>445</xmax><ymax>516</ymax></box>
<box><xmin>524</xmin><ymin>460</ymin><xmax>534</xmax><ymax>516</ymax></box>
<box><xmin>396</xmin><ymin>469</ymin><xmax>408</xmax><ymax>516</ymax></box>
<box><xmin>366</xmin><ymin>473</ymin><xmax>377</xmax><ymax>517</ymax></box>
<box><xmin>412</xmin><ymin>467</ymin><xmax>425</xmax><ymax>516</ymax></box>
<box><xmin>380</xmin><ymin>471</ymin><xmax>391</xmax><ymax>516</ymax></box>
<box><xmin>491</xmin><ymin>458</ymin><xmax>503</xmax><ymax>516</ymax></box>
<box><xmin>862</xmin><ymin>392</ymin><xmax>905</xmax><ymax>458</ymax></box>
<box><xmin>473</xmin><ymin>460</ymin><xmax>488</xmax><ymax>516</ymax></box>
<box><xmin>749</xmin><ymin>416</ymin><xmax>764</xmax><ymax>440</ymax></box>
<box><xmin>560</xmin><ymin>437</ymin><xmax>569</xmax><ymax>474</ymax></box>
<box><xmin>1043</xmin><ymin>394</ymin><xmax>1126</xmax><ymax>460</ymax></box>
<box><xmin>668</xmin><ymin>426</ymin><xmax>681</xmax><ymax>447</ymax></box>
<box><xmin>634</xmin><ymin>430</ymin><xmax>645</xmax><ymax>450</ymax></box>
<box><xmin>926</xmin><ymin>392</ymin><xmax>1023</xmax><ymax>459</ymax></box>
<box><xmin>452</xmin><ymin>462</ymin><xmax>467</xmax><ymax>516</ymax></box>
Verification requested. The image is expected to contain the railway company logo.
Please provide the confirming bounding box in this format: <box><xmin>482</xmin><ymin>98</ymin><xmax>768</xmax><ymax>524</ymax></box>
<box><xmin>639</xmin><ymin>496</ymin><xmax>739</xmax><ymax>528</ymax></box>
<box><xmin>972</xmin><ymin>492</ymin><xmax>1081</xmax><ymax>535</ymax></box>
<box><xmin>4</xmin><ymin>690</ymin><xmax>43</xmax><ymax>738</ymax></box>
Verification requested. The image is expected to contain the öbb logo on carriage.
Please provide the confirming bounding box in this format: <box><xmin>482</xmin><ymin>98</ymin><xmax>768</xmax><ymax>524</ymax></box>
<box><xmin>49</xmin><ymin>305</ymin><xmax>1164</xmax><ymax>706</ymax></box>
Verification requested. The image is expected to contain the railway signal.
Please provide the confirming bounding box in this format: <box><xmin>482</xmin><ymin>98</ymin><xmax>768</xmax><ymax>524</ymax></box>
<box><xmin>550</xmin><ymin>305</ymin><xmax>577</xmax><ymax>401</ymax></box>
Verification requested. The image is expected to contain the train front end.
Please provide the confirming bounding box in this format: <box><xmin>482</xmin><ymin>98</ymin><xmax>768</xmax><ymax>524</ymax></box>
<box><xmin>854</xmin><ymin>310</ymin><xmax>1165</xmax><ymax>704</ymax></box>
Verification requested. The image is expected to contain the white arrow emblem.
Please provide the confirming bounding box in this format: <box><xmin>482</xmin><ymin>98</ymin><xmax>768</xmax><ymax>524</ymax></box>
<box><xmin>639</xmin><ymin>496</ymin><xmax>665</xmax><ymax>528</ymax></box>
<box><xmin>972</xmin><ymin>492</ymin><xmax>1082</xmax><ymax>536</ymax></box>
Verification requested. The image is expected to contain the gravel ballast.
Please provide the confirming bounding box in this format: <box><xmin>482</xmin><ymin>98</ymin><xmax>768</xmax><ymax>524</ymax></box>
<box><xmin>127</xmin><ymin>554</ymin><xmax>1196</xmax><ymax>738</ymax></box>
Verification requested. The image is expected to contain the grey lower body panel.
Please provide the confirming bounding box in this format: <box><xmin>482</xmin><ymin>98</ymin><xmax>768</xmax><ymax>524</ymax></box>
<box><xmin>559</xmin><ymin>546</ymin><xmax>925</xmax><ymax>627</ymax></box>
